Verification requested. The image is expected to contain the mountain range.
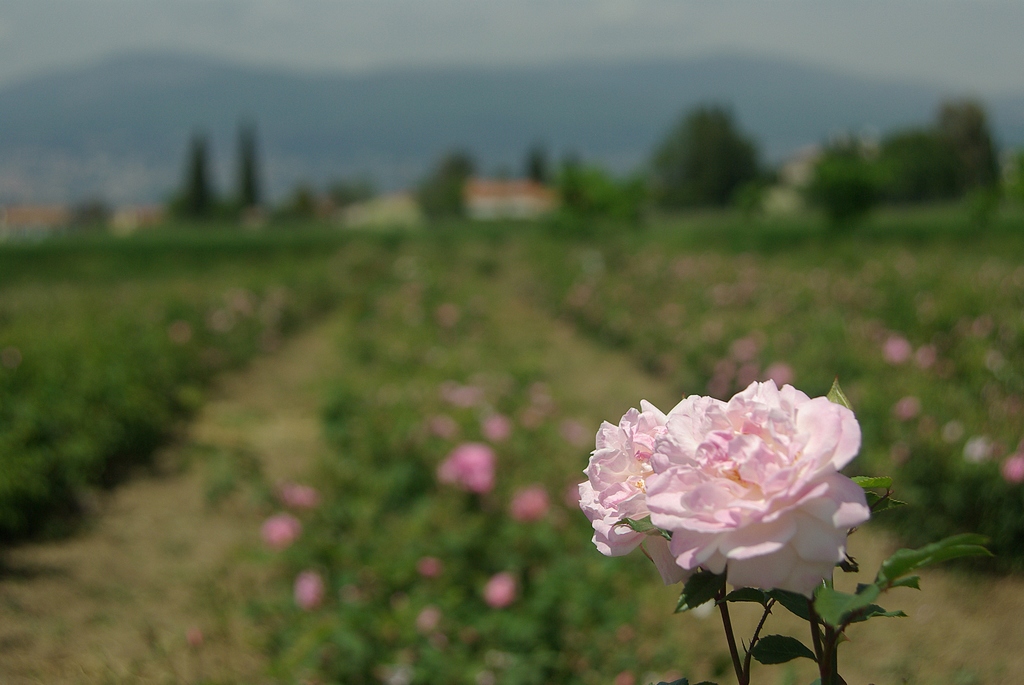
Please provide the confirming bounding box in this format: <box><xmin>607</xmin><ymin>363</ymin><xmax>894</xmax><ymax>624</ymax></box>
<box><xmin>1</xmin><ymin>52</ymin><xmax>1022</xmax><ymax>204</ymax></box>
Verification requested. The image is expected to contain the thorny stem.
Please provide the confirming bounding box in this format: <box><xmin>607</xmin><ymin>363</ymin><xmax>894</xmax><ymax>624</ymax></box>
<box><xmin>741</xmin><ymin>598</ymin><xmax>776</xmax><ymax>682</ymax></box>
<box><xmin>808</xmin><ymin>598</ymin><xmax>827</xmax><ymax>683</ymax></box>
<box><xmin>716</xmin><ymin>587</ymin><xmax>746</xmax><ymax>685</ymax></box>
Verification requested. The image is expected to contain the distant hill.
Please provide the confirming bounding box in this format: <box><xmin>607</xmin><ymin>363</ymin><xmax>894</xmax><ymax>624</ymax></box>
<box><xmin>0</xmin><ymin>52</ymin><xmax>1021</xmax><ymax>204</ymax></box>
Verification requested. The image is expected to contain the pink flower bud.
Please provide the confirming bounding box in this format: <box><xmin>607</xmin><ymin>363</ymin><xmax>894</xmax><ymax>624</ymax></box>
<box><xmin>509</xmin><ymin>485</ymin><xmax>549</xmax><ymax>522</ymax></box>
<box><xmin>417</xmin><ymin>556</ymin><xmax>444</xmax><ymax>578</ymax></box>
<box><xmin>883</xmin><ymin>335</ymin><xmax>912</xmax><ymax>364</ymax></box>
<box><xmin>483</xmin><ymin>572</ymin><xmax>517</xmax><ymax>609</ymax></box>
<box><xmin>437</xmin><ymin>443</ymin><xmax>496</xmax><ymax>494</ymax></box>
<box><xmin>559</xmin><ymin>419</ymin><xmax>589</xmax><ymax>447</ymax></box>
<box><xmin>278</xmin><ymin>483</ymin><xmax>320</xmax><ymax>510</ymax></box>
<box><xmin>416</xmin><ymin>605</ymin><xmax>443</xmax><ymax>633</ymax></box>
<box><xmin>261</xmin><ymin>513</ymin><xmax>302</xmax><ymax>551</ymax></box>
<box><xmin>892</xmin><ymin>396</ymin><xmax>921</xmax><ymax>422</ymax></box>
<box><xmin>764</xmin><ymin>362</ymin><xmax>794</xmax><ymax>386</ymax></box>
<box><xmin>186</xmin><ymin>627</ymin><xmax>204</xmax><ymax>649</ymax></box>
<box><xmin>294</xmin><ymin>571</ymin><xmax>325</xmax><ymax>610</ymax></box>
<box><xmin>481</xmin><ymin>414</ymin><xmax>512</xmax><ymax>443</ymax></box>
<box><xmin>429</xmin><ymin>415</ymin><xmax>459</xmax><ymax>439</ymax></box>
<box><xmin>1002</xmin><ymin>455</ymin><xmax>1024</xmax><ymax>484</ymax></box>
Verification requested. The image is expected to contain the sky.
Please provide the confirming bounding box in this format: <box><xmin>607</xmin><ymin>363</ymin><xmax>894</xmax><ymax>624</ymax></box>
<box><xmin>1</xmin><ymin>0</ymin><xmax>1024</xmax><ymax>94</ymax></box>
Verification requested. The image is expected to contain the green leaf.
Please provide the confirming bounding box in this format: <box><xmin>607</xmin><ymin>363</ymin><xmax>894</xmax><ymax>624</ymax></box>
<box><xmin>809</xmin><ymin>680</ymin><xmax>822</xmax><ymax>685</ymax></box>
<box><xmin>723</xmin><ymin>587</ymin><xmax>769</xmax><ymax>605</ymax></box>
<box><xmin>890</xmin><ymin>575</ymin><xmax>921</xmax><ymax>590</ymax></box>
<box><xmin>826</xmin><ymin>377</ymin><xmax>853</xmax><ymax>410</ymax></box>
<box><xmin>871</xmin><ymin>497</ymin><xmax>908</xmax><ymax>513</ymax></box>
<box><xmin>847</xmin><ymin>604</ymin><xmax>907</xmax><ymax>623</ymax></box>
<box><xmin>749</xmin><ymin>634</ymin><xmax>817</xmax><ymax>665</ymax></box>
<box><xmin>813</xmin><ymin>585</ymin><xmax>880</xmax><ymax>627</ymax></box>
<box><xmin>876</xmin><ymin>534</ymin><xmax>992</xmax><ymax>586</ymax></box>
<box><xmin>617</xmin><ymin>516</ymin><xmax>671</xmax><ymax>540</ymax></box>
<box><xmin>767</xmin><ymin>589</ymin><xmax>812</xmax><ymax>621</ymax></box>
<box><xmin>851</xmin><ymin>476</ymin><xmax>892</xmax><ymax>490</ymax></box>
<box><xmin>676</xmin><ymin>570</ymin><xmax>726</xmax><ymax>613</ymax></box>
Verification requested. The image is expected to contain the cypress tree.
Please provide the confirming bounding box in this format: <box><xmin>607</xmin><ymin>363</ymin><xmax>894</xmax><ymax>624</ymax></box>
<box><xmin>237</xmin><ymin>122</ymin><xmax>262</xmax><ymax>209</ymax></box>
<box><xmin>180</xmin><ymin>133</ymin><xmax>214</xmax><ymax>217</ymax></box>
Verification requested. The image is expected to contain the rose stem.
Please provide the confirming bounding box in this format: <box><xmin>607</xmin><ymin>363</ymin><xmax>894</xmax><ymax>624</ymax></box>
<box><xmin>741</xmin><ymin>598</ymin><xmax>775</xmax><ymax>682</ymax></box>
<box><xmin>808</xmin><ymin>598</ymin><xmax>827</xmax><ymax>682</ymax></box>
<box><xmin>716</xmin><ymin>587</ymin><xmax>746</xmax><ymax>685</ymax></box>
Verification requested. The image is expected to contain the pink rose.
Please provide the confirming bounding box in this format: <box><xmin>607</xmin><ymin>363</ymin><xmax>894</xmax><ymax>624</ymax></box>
<box><xmin>429</xmin><ymin>414</ymin><xmax>460</xmax><ymax>439</ymax></box>
<box><xmin>892</xmin><ymin>396</ymin><xmax>921</xmax><ymax>422</ymax></box>
<box><xmin>883</xmin><ymin>335</ymin><xmax>913</xmax><ymax>364</ymax></box>
<box><xmin>764</xmin><ymin>362</ymin><xmax>794</xmax><ymax>387</ymax></box>
<box><xmin>578</xmin><ymin>401</ymin><xmax>687</xmax><ymax>585</ymax></box>
<box><xmin>560</xmin><ymin>419</ymin><xmax>590</xmax><ymax>447</ymax></box>
<box><xmin>437</xmin><ymin>443</ymin><xmax>496</xmax><ymax>494</ymax></box>
<box><xmin>186</xmin><ymin>627</ymin><xmax>204</xmax><ymax>649</ymax></box>
<box><xmin>416</xmin><ymin>605</ymin><xmax>443</xmax><ymax>633</ymax></box>
<box><xmin>647</xmin><ymin>381</ymin><xmax>870</xmax><ymax>597</ymax></box>
<box><xmin>278</xmin><ymin>482</ymin><xmax>320</xmax><ymax>510</ymax></box>
<box><xmin>509</xmin><ymin>485</ymin><xmax>550</xmax><ymax>522</ymax></box>
<box><xmin>440</xmin><ymin>381</ymin><xmax>484</xmax><ymax>408</ymax></box>
<box><xmin>1002</xmin><ymin>455</ymin><xmax>1024</xmax><ymax>484</ymax></box>
<box><xmin>481</xmin><ymin>414</ymin><xmax>513</xmax><ymax>442</ymax></box>
<box><xmin>261</xmin><ymin>513</ymin><xmax>302</xmax><ymax>551</ymax></box>
<box><xmin>417</xmin><ymin>556</ymin><xmax>444</xmax><ymax>578</ymax></box>
<box><xmin>294</xmin><ymin>570</ymin><xmax>325</xmax><ymax>610</ymax></box>
<box><xmin>483</xmin><ymin>572</ymin><xmax>517</xmax><ymax>608</ymax></box>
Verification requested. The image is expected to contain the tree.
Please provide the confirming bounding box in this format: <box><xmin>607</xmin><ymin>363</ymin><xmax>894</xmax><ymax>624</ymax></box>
<box><xmin>556</xmin><ymin>159</ymin><xmax>646</xmax><ymax>222</ymax></box>
<box><xmin>237</xmin><ymin>122</ymin><xmax>262</xmax><ymax>209</ymax></box>
<box><xmin>525</xmin><ymin>143</ymin><xmax>550</xmax><ymax>184</ymax></box>
<box><xmin>417</xmin><ymin>150</ymin><xmax>475</xmax><ymax>219</ymax></box>
<box><xmin>877</xmin><ymin>129</ymin><xmax>962</xmax><ymax>203</ymax></box>
<box><xmin>650</xmin><ymin>105</ymin><xmax>759</xmax><ymax>208</ymax></box>
<box><xmin>807</xmin><ymin>142</ymin><xmax>880</xmax><ymax>227</ymax></box>
<box><xmin>175</xmin><ymin>132</ymin><xmax>215</xmax><ymax>218</ymax></box>
<box><xmin>937</xmin><ymin>99</ymin><xmax>999</xmax><ymax>190</ymax></box>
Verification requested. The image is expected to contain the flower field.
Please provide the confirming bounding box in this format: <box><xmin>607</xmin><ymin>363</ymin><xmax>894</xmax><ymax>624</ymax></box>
<box><xmin>525</xmin><ymin>216</ymin><xmax>1024</xmax><ymax>570</ymax></box>
<box><xmin>0</xmin><ymin>229</ymin><xmax>378</xmax><ymax>539</ymax></box>
<box><xmin>3</xmin><ymin>213</ymin><xmax>1024</xmax><ymax>683</ymax></box>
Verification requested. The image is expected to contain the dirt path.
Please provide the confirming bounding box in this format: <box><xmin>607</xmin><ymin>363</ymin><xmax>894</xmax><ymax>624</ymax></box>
<box><xmin>0</xmin><ymin>312</ymin><xmax>349</xmax><ymax>684</ymax></box>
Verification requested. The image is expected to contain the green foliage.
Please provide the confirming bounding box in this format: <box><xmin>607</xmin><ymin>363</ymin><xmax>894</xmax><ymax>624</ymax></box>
<box><xmin>938</xmin><ymin>99</ymin><xmax>1000</xmax><ymax>191</ymax></box>
<box><xmin>1007</xmin><ymin>150</ymin><xmax>1024</xmax><ymax>204</ymax></box>
<box><xmin>523</xmin><ymin>216</ymin><xmax>1024</xmax><ymax>570</ymax></box>
<box><xmin>826</xmin><ymin>378</ymin><xmax>853</xmax><ymax>410</ymax></box>
<box><xmin>0</xmin><ymin>229</ymin><xmax>362</xmax><ymax>539</ymax></box>
<box><xmin>651</xmin><ymin>105</ymin><xmax>759</xmax><ymax>209</ymax></box>
<box><xmin>524</xmin><ymin>143</ymin><xmax>550</xmax><ymax>184</ymax></box>
<box><xmin>806</xmin><ymin>144</ymin><xmax>879</xmax><ymax>226</ymax></box>
<box><xmin>236</xmin><ymin>121</ymin><xmax>262</xmax><ymax>209</ymax></box>
<box><xmin>748</xmin><ymin>635</ymin><xmax>816</xmax><ymax>665</ymax></box>
<box><xmin>261</xmin><ymin>240</ymin><xmax>688</xmax><ymax>683</ymax></box>
<box><xmin>676</xmin><ymin>570</ymin><xmax>725</xmax><ymax>613</ymax></box>
<box><xmin>556</xmin><ymin>161</ymin><xmax>647</xmax><ymax>223</ymax></box>
<box><xmin>418</xmin><ymin>150</ymin><xmax>475</xmax><ymax>219</ymax></box>
<box><xmin>171</xmin><ymin>132</ymin><xmax>217</xmax><ymax>219</ymax></box>
<box><xmin>877</xmin><ymin>129</ymin><xmax>962</xmax><ymax>203</ymax></box>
